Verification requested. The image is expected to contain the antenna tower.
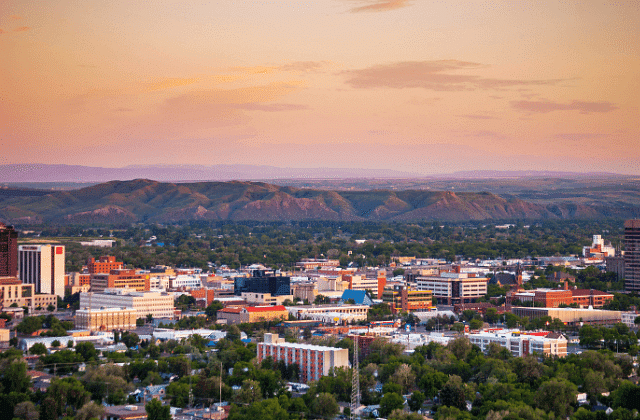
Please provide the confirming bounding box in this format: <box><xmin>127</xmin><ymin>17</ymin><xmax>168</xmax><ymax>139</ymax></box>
<box><xmin>350</xmin><ymin>337</ymin><xmax>360</xmax><ymax>420</ymax></box>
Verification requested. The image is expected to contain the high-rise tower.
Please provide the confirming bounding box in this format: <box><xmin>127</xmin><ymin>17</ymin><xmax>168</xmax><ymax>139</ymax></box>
<box><xmin>18</xmin><ymin>244</ymin><xmax>65</xmax><ymax>298</ymax></box>
<box><xmin>624</xmin><ymin>220</ymin><xmax>640</xmax><ymax>292</ymax></box>
<box><xmin>0</xmin><ymin>224</ymin><xmax>18</xmax><ymax>277</ymax></box>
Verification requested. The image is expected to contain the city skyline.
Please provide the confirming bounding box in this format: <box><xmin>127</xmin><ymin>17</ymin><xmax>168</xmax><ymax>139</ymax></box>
<box><xmin>2</xmin><ymin>1</ymin><xmax>639</xmax><ymax>175</ymax></box>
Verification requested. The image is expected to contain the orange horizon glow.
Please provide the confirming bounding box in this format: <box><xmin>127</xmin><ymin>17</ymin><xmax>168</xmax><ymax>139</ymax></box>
<box><xmin>1</xmin><ymin>1</ymin><xmax>639</xmax><ymax>175</ymax></box>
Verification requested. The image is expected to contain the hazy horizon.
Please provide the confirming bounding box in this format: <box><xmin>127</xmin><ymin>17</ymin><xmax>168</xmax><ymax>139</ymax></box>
<box><xmin>2</xmin><ymin>1</ymin><xmax>639</xmax><ymax>175</ymax></box>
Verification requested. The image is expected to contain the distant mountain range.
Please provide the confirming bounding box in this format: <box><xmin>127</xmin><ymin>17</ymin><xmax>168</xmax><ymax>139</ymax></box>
<box><xmin>0</xmin><ymin>164</ymin><xmax>423</xmax><ymax>183</ymax></box>
<box><xmin>0</xmin><ymin>163</ymin><xmax>628</xmax><ymax>184</ymax></box>
<box><xmin>1</xmin><ymin>179</ymin><xmax>639</xmax><ymax>225</ymax></box>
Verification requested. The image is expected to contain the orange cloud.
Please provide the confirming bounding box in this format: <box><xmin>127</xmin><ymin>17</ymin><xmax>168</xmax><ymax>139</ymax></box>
<box><xmin>347</xmin><ymin>0</ymin><xmax>412</xmax><ymax>13</ymax></box>
<box><xmin>0</xmin><ymin>29</ymin><xmax>4</xmax><ymax>35</ymax></box>
<box><xmin>344</xmin><ymin>60</ymin><xmax>567</xmax><ymax>91</ymax></box>
<box><xmin>511</xmin><ymin>100</ymin><xmax>618</xmax><ymax>114</ymax></box>
<box><xmin>10</xmin><ymin>15</ymin><xmax>22</xmax><ymax>20</ymax></box>
<box><xmin>13</xmin><ymin>26</ymin><xmax>29</xmax><ymax>32</ymax></box>
<box><xmin>145</xmin><ymin>77</ymin><xmax>201</xmax><ymax>92</ymax></box>
<box><xmin>231</xmin><ymin>103</ymin><xmax>309</xmax><ymax>112</ymax></box>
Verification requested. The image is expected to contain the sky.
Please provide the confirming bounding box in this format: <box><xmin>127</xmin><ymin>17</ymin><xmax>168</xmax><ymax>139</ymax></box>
<box><xmin>2</xmin><ymin>0</ymin><xmax>639</xmax><ymax>175</ymax></box>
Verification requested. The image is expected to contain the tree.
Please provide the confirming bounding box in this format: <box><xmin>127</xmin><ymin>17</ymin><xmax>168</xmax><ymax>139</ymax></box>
<box><xmin>469</xmin><ymin>318</ymin><xmax>484</xmax><ymax>330</ymax></box>
<box><xmin>75</xmin><ymin>401</ymin><xmax>106</xmax><ymax>420</ymax></box>
<box><xmin>380</xmin><ymin>392</ymin><xmax>405</xmax><ymax>417</ymax></box>
<box><xmin>45</xmin><ymin>377</ymin><xmax>91</xmax><ymax>418</ymax></box>
<box><xmin>389</xmin><ymin>410</ymin><xmax>424</xmax><ymax>420</ymax></box>
<box><xmin>534</xmin><ymin>378</ymin><xmax>577</xmax><ymax>418</ymax></box>
<box><xmin>51</xmin><ymin>339</ymin><xmax>61</xmax><ymax>348</ymax></box>
<box><xmin>310</xmin><ymin>393</ymin><xmax>339</xmax><ymax>419</ymax></box>
<box><xmin>439</xmin><ymin>375</ymin><xmax>466</xmax><ymax>411</ymax></box>
<box><xmin>121</xmin><ymin>332</ymin><xmax>140</xmax><ymax>348</ymax></box>
<box><xmin>447</xmin><ymin>337</ymin><xmax>472</xmax><ymax>361</ymax></box>
<box><xmin>408</xmin><ymin>391</ymin><xmax>425</xmax><ymax>412</ymax></box>
<box><xmin>75</xmin><ymin>342</ymin><xmax>98</xmax><ymax>361</ymax></box>
<box><xmin>236</xmin><ymin>379</ymin><xmax>262</xmax><ymax>404</ymax></box>
<box><xmin>29</xmin><ymin>343</ymin><xmax>47</xmax><ymax>355</ymax></box>
<box><xmin>391</xmin><ymin>363</ymin><xmax>416</xmax><ymax>394</ymax></box>
<box><xmin>612</xmin><ymin>381</ymin><xmax>640</xmax><ymax>411</ymax></box>
<box><xmin>1</xmin><ymin>359</ymin><xmax>31</xmax><ymax>394</ymax></box>
<box><xmin>13</xmin><ymin>401</ymin><xmax>38</xmax><ymax>420</ymax></box>
<box><xmin>146</xmin><ymin>399</ymin><xmax>171</xmax><ymax>420</ymax></box>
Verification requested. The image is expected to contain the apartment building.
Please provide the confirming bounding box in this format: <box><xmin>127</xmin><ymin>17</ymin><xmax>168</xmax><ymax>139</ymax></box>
<box><xmin>257</xmin><ymin>333</ymin><xmax>349</xmax><ymax>383</ymax></box>
<box><xmin>18</xmin><ymin>244</ymin><xmax>65</xmax><ymax>297</ymax></box>
<box><xmin>75</xmin><ymin>307</ymin><xmax>138</xmax><ymax>331</ymax></box>
<box><xmin>416</xmin><ymin>269</ymin><xmax>488</xmax><ymax>305</ymax></box>
<box><xmin>467</xmin><ymin>330</ymin><xmax>567</xmax><ymax>357</ymax></box>
<box><xmin>79</xmin><ymin>289</ymin><xmax>175</xmax><ymax>319</ymax></box>
<box><xmin>91</xmin><ymin>269</ymin><xmax>151</xmax><ymax>292</ymax></box>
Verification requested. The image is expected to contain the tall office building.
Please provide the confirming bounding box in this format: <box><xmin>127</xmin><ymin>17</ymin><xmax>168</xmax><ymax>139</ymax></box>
<box><xmin>0</xmin><ymin>224</ymin><xmax>18</xmax><ymax>277</ymax></box>
<box><xmin>18</xmin><ymin>244</ymin><xmax>65</xmax><ymax>298</ymax></box>
<box><xmin>625</xmin><ymin>220</ymin><xmax>640</xmax><ymax>292</ymax></box>
<box><xmin>234</xmin><ymin>269</ymin><xmax>290</xmax><ymax>296</ymax></box>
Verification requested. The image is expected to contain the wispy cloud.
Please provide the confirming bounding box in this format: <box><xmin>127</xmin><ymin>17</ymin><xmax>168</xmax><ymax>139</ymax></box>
<box><xmin>231</xmin><ymin>103</ymin><xmax>309</xmax><ymax>112</ymax></box>
<box><xmin>555</xmin><ymin>133</ymin><xmax>608</xmax><ymax>141</ymax></box>
<box><xmin>346</xmin><ymin>0</ymin><xmax>412</xmax><ymax>13</ymax></box>
<box><xmin>344</xmin><ymin>60</ymin><xmax>566</xmax><ymax>91</ymax></box>
<box><xmin>13</xmin><ymin>26</ymin><xmax>29</xmax><ymax>32</ymax></box>
<box><xmin>233</xmin><ymin>61</ymin><xmax>334</xmax><ymax>75</ymax></box>
<box><xmin>0</xmin><ymin>29</ymin><xmax>4</xmax><ymax>35</ymax></box>
<box><xmin>10</xmin><ymin>15</ymin><xmax>22</xmax><ymax>20</ymax></box>
<box><xmin>278</xmin><ymin>61</ymin><xmax>335</xmax><ymax>73</ymax></box>
<box><xmin>458</xmin><ymin>114</ymin><xmax>497</xmax><ymax>120</ymax></box>
<box><xmin>512</xmin><ymin>100</ymin><xmax>618</xmax><ymax>114</ymax></box>
<box><xmin>145</xmin><ymin>77</ymin><xmax>201</xmax><ymax>92</ymax></box>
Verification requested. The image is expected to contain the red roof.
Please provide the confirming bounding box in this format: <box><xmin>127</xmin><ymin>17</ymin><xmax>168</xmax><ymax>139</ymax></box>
<box><xmin>245</xmin><ymin>305</ymin><xmax>287</xmax><ymax>313</ymax></box>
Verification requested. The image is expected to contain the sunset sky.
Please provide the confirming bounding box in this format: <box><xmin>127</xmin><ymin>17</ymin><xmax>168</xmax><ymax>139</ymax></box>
<box><xmin>2</xmin><ymin>1</ymin><xmax>639</xmax><ymax>175</ymax></box>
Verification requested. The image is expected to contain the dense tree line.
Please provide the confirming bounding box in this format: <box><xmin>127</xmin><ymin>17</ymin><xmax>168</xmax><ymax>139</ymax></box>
<box><xmin>18</xmin><ymin>219</ymin><xmax>624</xmax><ymax>271</ymax></box>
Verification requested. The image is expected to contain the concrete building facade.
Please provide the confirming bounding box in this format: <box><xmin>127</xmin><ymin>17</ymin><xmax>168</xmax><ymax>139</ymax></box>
<box><xmin>79</xmin><ymin>289</ymin><xmax>175</xmax><ymax>319</ymax></box>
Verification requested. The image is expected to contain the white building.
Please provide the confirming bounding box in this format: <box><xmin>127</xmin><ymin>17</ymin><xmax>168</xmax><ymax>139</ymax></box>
<box><xmin>286</xmin><ymin>305</ymin><xmax>369</xmax><ymax>322</ymax></box>
<box><xmin>467</xmin><ymin>329</ymin><xmax>567</xmax><ymax>357</ymax></box>
<box><xmin>416</xmin><ymin>270</ymin><xmax>488</xmax><ymax>305</ymax></box>
<box><xmin>583</xmin><ymin>235</ymin><xmax>615</xmax><ymax>258</ymax></box>
<box><xmin>170</xmin><ymin>274</ymin><xmax>203</xmax><ymax>290</ymax></box>
<box><xmin>79</xmin><ymin>289</ymin><xmax>175</xmax><ymax>319</ymax></box>
<box><xmin>18</xmin><ymin>244</ymin><xmax>65</xmax><ymax>297</ymax></box>
<box><xmin>621</xmin><ymin>312</ymin><xmax>638</xmax><ymax>328</ymax></box>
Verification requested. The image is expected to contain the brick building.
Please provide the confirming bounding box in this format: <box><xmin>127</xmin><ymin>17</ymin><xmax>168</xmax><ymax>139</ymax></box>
<box><xmin>257</xmin><ymin>333</ymin><xmax>349</xmax><ymax>383</ymax></box>
<box><xmin>91</xmin><ymin>269</ymin><xmax>150</xmax><ymax>292</ymax></box>
<box><xmin>382</xmin><ymin>285</ymin><xmax>433</xmax><ymax>313</ymax></box>
<box><xmin>88</xmin><ymin>256</ymin><xmax>124</xmax><ymax>274</ymax></box>
<box><xmin>216</xmin><ymin>305</ymin><xmax>289</xmax><ymax>325</ymax></box>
